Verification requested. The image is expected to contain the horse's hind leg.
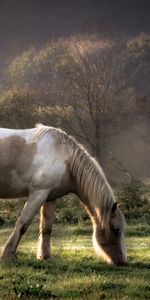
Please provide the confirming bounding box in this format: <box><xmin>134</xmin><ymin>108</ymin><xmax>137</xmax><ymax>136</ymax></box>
<box><xmin>0</xmin><ymin>189</ymin><xmax>49</xmax><ymax>261</ymax></box>
<box><xmin>37</xmin><ymin>200</ymin><xmax>56</xmax><ymax>260</ymax></box>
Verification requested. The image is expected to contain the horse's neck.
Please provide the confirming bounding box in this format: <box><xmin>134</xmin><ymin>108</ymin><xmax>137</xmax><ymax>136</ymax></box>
<box><xmin>69</xmin><ymin>145</ymin><xmax>113</xmax><ymax>225</ymax></box>
<box><xmin>79</xmin><ymin>181</ymin><xmax>113</xmax><ymax>226</ymax></box>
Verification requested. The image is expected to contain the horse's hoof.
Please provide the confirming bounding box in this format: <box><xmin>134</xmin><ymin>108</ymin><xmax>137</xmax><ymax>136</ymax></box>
<box><xmin>37</xmin><ymin>254</ymin><xmax>53</xmax><ymax>261</ymax></box>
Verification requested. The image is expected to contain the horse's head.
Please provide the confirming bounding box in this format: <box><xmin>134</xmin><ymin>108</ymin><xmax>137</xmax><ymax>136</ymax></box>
<box><xmin>93</xmin><ymin>202</ymin><xmax>127</xmax><ymax>265</ymax></box>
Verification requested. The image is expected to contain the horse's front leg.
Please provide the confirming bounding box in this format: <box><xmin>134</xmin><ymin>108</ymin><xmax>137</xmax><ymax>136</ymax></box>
<box><xmin>0</xmin><ymin>189</ymin><xmax>50</xmax><ymax>261</ymax></box>
<box><xmin>37</xmin><ymin>200</ymin><xmax>56</xmax><ymax>260</ymax></box>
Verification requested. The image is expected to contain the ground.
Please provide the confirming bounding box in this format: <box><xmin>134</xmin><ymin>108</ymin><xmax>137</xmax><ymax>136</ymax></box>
<box><xmin>0</xmin><ymin>222</ymin><xmax>150</xmax><ymax>299</ymax></box>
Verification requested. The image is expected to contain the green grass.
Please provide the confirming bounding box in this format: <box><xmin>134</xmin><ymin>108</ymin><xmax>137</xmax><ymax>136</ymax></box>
<box><xmin>0</xmin><ymin>222</ymin><xmax>150</xmax><ymax>300</ymax></box>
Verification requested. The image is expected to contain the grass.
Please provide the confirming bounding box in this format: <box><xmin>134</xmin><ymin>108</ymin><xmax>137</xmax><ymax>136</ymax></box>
<box><xmin>0</xmin><ymin>221</ymin><xmax>150</xmax><ymax>300</ymax></box>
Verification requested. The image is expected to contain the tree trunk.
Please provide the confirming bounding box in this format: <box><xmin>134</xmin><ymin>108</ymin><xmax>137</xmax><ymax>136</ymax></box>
<box><xmin>95</xmin><ymin>122</ymin><xmax>101</xmax><ymax>159</ymax></box>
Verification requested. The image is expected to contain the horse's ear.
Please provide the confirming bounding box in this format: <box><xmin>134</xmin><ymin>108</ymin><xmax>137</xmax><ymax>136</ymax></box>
<box><xmin>111</xmin><ymin>202</ymin><xmax>118</xmax><ymax>215</ymax></box>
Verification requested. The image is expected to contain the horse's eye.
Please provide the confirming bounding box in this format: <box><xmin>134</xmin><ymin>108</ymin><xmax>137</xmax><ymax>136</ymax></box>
<box><xmin>113</xmin><ymin>228</ymin><xmax>120</xmax><ymax>236</ymax></box>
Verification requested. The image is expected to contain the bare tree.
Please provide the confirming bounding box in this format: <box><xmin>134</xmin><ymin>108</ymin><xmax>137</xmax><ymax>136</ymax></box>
<box><xmin>55</xmin><ymin>38</ymin><xmax>126</xmax><ymax>158</ymax></box>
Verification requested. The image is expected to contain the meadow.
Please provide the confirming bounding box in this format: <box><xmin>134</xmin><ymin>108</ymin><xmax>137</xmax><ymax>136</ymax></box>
<box><xmin>0</xmin><ymin>220</ymin><xmax>149</xmax><ymax>300</ymax></box>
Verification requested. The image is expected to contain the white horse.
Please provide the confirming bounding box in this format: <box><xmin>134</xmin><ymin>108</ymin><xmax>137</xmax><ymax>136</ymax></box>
<box><xmin>0</xmin><ymin>124</ymin><xmax>127</xmax><ymax>265</ymax></box>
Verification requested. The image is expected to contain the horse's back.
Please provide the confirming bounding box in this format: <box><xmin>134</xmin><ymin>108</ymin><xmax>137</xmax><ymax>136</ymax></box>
<box><xmin>0</xmin><ymin>126</ymin><xmax>68</xmax><ymax>198</ymax></box>
<box><xmin>0</xmin><ymin>127</ymin><xmax>37</xmax><ymax>141</ymax></box>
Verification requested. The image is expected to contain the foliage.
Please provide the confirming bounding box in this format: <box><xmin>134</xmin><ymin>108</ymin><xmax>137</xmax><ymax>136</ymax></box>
<box><xmin>0</xmin><ymin>88</ymin><xmax>67</xmax><ymax>128</ymax></box>
<box><xmin>0</xmin><ymin>32</ymin><xmax>150</xmax><ymax>184</ymax></box>
<box><xmin>0</xmin><ymin>88</ymin><xmax>37</xmax><ymax>128</ymax></box>
<box><xmin>5</xmin><ymin>48</ymin><xmax>36</xmax><ymax>88</ymax></box>
<box><xmin>0</xmin><ymin>183</ymin><xmax>149</xmax><ymax>228</ymax></box>
<box><xmin>56</xmin><ymin>194</ymin><xmax>89</xmax><ymax>224</ymax></box>
<box><xmin>0</xmin><ymin>198</ymin><xmax>25</xmax><ymax>225</ymax></box>
<box><xmin>124</xmin><ymin>33</ymin><xmax>150</xmax><ymax>97</ymax></box>
<box><xmin>0</xmin><ymin>194</ymin><xmax>88</xmax><ymax>227</ymax></box>
<box><xmin>117</xmin><ymin>181</ymin><xmax>150</xmax><ymax>222</ymax></box>
<box><xmin>1</xmin><ymin>33</ymin><xmax>143</xmax><ymax>156</ymax></box>
<box><xmin>117</xmin><ymin>181</ymin><xmax>142</xmax><ymax>210</ymax></box>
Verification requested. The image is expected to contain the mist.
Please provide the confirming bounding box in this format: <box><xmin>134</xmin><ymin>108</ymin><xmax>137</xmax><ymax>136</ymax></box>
<box><xmin>0</xmin><ymin>0</ymin><xmax>150</xmax><ymax>183</ymax></box>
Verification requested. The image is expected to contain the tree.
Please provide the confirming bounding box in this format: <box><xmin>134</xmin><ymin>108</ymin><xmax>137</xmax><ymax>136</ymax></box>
<box><xmin>2</xmin><ymin>32</ymin><xmax>149</xmax><ymax>167</ymax></box>
<box><xmin>123</xmin><ymin>33</ymin><xmax>150</xmax><ymax>105</ymax></box>
<box><xmin>52</xmin><ymin>37</ymin><xmax>127</xmax><ymax>158</ymax></box>
<box><xmin>0</xmin><ymin>88</ymin><xmax>59</xmax><ymax>128</ymax></box>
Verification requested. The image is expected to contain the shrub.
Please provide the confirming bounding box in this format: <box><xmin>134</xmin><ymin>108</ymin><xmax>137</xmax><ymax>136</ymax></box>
<box><xmin>0</xmin><ymin>216</ymin><xmax>5</xmax><ymax>226</ymax></box>
<box><xmin>117</xmin><ymin>181</ymin><xmax>142</xmax><ymax>210</ymax></box>
<box><xmin>55</xmin><ymin>194</ymin><xmax>89</xmax><ymax>224</ymax></box>
<box><xmin>0</xmin><ymin>198</ymin><xmax>25</xmax><ymax>225</ymax></box>
<box><xmin>117</xmin><ymin>181</ymin><xmax>149</xmax><ymax>221</ymax></box>
<box><xmin>0</xmin><ymin>194</ymin><xmax>89</xmax><ymax>226</ymax></box>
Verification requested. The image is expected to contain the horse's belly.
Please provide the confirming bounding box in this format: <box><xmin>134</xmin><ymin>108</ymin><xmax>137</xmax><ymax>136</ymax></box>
<box><xmin>0</xmin><ymin>168</ymin><xmax>30</xmax><ymax>198</ymax></box>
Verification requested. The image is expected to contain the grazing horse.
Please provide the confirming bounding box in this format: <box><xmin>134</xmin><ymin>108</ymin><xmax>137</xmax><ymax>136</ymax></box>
<box><xmin>0</xmin><ymin>124</ymin><xmax>127</xmax><ymax>265</ymax></box>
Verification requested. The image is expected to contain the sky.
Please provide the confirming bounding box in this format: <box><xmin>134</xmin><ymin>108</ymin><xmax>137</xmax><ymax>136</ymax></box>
<box><xmin>0</xmin><ymin>0</ymin><xmax>150</xmax><ymax>69</ymax></box>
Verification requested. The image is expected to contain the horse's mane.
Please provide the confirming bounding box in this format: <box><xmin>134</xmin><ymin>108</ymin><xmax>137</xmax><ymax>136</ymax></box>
<box><xmin>69</xmin><ymin>137</ymin><xmax>115</xmax><ymax>225</ymax></box>
<box><xmin>34</xmin><ymin>124</ymin><xmax>116</xmax><ymax>225</ymax></box>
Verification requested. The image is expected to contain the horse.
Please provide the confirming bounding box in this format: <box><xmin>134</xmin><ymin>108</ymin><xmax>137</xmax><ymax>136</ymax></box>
<box><xmin>0</xmin><ymin>124</ymin><xmax>127</xmax><ymax>265</ymax></box>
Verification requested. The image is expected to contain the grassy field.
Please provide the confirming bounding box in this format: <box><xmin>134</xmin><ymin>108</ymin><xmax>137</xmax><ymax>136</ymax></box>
<box><xmin>0</xmin><ymin>221</ymin><xmax>150</xmax><ymax>300</ymax></box>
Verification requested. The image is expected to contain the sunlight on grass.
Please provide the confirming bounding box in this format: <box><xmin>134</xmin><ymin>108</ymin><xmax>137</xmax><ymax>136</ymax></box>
<box><xmin>0</xmin><ymin>223</ymin><xmax>150</xmax><ymax>299</ymax></box>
